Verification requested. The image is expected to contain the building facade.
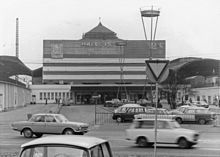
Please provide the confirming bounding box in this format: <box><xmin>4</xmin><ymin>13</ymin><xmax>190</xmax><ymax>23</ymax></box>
<box><xmin>31</xmin><ymin>22</ymin><xmax>166</xmax><ymax>104</ymax></box>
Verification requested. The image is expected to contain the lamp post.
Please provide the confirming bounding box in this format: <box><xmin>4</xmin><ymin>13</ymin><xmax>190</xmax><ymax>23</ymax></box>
<box><xmin>115</xmin><ymin>41</ymin><xmax>127</xmax><ymax>100</ymax></box>
<box><xmin>92</xmin><ymin>94</ymin><xmax>101</xmax><ymax>125</ymax></box>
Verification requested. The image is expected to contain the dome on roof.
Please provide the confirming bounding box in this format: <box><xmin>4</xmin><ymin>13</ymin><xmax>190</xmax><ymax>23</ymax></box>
<box><xmin>82</xmin><ymin>22</ymin><xmax>118</xmax><ymax>40</ymax></box>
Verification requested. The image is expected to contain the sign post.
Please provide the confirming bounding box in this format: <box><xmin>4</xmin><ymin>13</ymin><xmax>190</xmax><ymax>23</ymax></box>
<box><xmin>145</xmin><ymin>59</ymin><xmax>169</xmax><ymax>157</ymax></box>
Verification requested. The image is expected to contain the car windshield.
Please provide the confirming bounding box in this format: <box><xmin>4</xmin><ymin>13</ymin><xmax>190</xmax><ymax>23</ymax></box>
<box><xmin>55</xmin><ymin>115</ymin><xmax>69</xmax><ymax>123</ymax></box>
<box><xmin>20</xmin><ymin>145</ymin><xmax>88</xmax><ymax>157</ymax></box>
<box><xmin>169</xmin><ymin>121</ymin><xmax>181</xmax><ymax>128</ymax></box>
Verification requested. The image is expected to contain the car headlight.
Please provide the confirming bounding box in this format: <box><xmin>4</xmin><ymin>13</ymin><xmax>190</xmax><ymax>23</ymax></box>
<box><xmin>193</xmin><ymin>134</ymin><xmax>199</xmax><ymax>141</ymax></box>
<box><xmin>76</xmin><ymin>126</ymin><xmax>82</xmax><ymax>131</ymax></box>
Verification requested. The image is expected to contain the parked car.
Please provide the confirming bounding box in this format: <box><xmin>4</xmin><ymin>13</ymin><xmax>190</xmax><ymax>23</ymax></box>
<box><xmin>191</xmin><ymin>101</ymin><xmax>209</xmax><ymax>108</ymax></box>
<box><xmin>11</xmin><ymin>113</ymin><xmax>89</xmax><ymax>138</ymax></box>
<box><xmin>104</xmin><ymin>98</ymin><xmax>123</xmax><ymax>107</ymax></box>
<box><xmin>62</xmin><ymin>98</ymin><xmax>74</xmax><ymax>106</ymax></box>
<box><xmin>125</xmin><ymin>118</ymin><xmax>200</xmax><ymax>149</ymax></box>
<box><xmin>112</xmin><ymin>103</ymin><xmax>149</xmax><ymax>122</ymax></box>
<box><xmin>170</xmin><ymin>106</ymin><xmax>216</xmax><ymax>124</ymax></box>
<box><xmin>137</xmin><ymin>99</ymin><xmax>152</xmax><ymax>106</ymax></box>
<box><xmin>134</xmin><ymin>108</ymin><xmax>177</xmax><ymax>120</ymax></box>
<box><xmin>18</xmin><ymin>135</ymin><xmax>113</xmax><ymax>157</ymax></box>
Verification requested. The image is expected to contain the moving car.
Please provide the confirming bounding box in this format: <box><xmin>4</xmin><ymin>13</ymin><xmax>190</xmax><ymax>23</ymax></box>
<box><xmin>170</xmin><ymin>106</ymin><xmax>216</xmax><ymax>124</ymax></box>
<box><xmin>18</xmin><ymin>135</ymin><xmax>113</xmax><ymax>157</ymax></box>
<box><xmin>104</xmin><ymin>98</ymin><xmax>123</xmax><ymax>107</ymax></box>
<box><xmin>126</xmin><ymin>118</ymin><xmax>199</xmax><ymax>149</ymax></box>
<box><xmin>134</xmin><ymin>108</ymin><xmax>177</xmax><ymax>120</ymax></box>
<box><xmin>112</xmin><ymin>103</ymin><xmax>149</xmax><ymax>122</ymax></box>
<box><xmin>11</xmin><ymin>113</ymin><xmax>89</xmax><ymax>138</ymax></box>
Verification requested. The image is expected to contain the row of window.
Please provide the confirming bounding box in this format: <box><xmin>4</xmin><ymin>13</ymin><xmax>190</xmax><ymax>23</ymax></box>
<box><xmin>39</xmin><ymin>92</ymin><xmax>71</xmax><ymax>100</ymax></box>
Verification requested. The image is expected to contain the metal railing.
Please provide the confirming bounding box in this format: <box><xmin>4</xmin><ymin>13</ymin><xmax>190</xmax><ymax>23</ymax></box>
<box><xmin>95</xmin><ymin>112</ymin><xmax>219</xmax><ymax>125</ymax></box>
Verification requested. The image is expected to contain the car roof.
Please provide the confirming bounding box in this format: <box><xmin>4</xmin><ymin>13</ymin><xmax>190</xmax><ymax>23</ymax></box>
<box><xmin>21</xmin><ymin>135</ymin><xmax>107</xmax><ymax>149</ymax></box>
<box><xmin>120</xmin><ymin>103</ymin><xmax>142</xmax><ymax>108</ymax></box>
<box><xmin>134</xmin><ymin>118</ymin><xmax>173</xmax><ymax>122</ymax></box>
<box><xmin>32</xmin><ymin>113</ymin><xmax>62</xmax><ymax>116</ymax></box>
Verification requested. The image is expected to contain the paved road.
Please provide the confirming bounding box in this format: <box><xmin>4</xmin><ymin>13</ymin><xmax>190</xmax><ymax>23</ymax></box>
<box><xmin>1</xmin><ymin>104</ymin><xmax>220</xmax><ymax>157</ymax></box>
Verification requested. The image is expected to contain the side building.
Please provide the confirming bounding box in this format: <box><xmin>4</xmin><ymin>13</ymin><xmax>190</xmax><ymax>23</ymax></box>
<box><xmin>0</xmin><ymin>56</ymin><xmax>32</xmax><ymax>111</ymax></box>
<box><xmin>31</xmin><ymin>22</ymin><xmax>166</xmax><ymax>104</ymax></box>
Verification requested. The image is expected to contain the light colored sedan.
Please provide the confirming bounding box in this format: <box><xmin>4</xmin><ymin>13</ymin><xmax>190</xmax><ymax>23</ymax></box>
<box><xmin>11</xmin><ymin>113</ymin><xmax>89</xmax><ymax>138</ymax></box>
<box><xmin>19</xmin><ymin>135</ymin><xmax>113</xmax><ymax>157</ymax></box>
<box><xmin>126</xmin><ymin>118</ymin><xmax>200</xmax><ymax>149</ymax></box>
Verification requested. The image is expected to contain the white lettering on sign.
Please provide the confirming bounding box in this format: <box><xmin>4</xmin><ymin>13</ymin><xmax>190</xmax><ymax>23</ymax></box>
<box><xmin>147</xmin><ymin>42</ymin><xmax>165</xmax><ymax>49</ymax></box>
<box><xmin>81</xmin><ymin>41</ymin><xmax>114</xmax><ymax>47</ymax></box>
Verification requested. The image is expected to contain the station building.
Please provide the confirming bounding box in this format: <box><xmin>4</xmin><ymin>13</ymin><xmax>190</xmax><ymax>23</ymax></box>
<box><xmin>31</xmin><ymin>22</ymin><xmax>166</xmax><ymax>104</ymax></box>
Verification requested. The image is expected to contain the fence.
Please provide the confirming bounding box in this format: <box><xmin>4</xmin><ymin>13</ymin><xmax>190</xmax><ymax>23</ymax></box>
<box><xmin>95</xmin><ymin>112</ymin><xmax>220</xmax><ymax>125</ymax></box>
<box><xmin>95</xmin><ymin>112</ymin><xmax>114</xmax><ymax>125</ymax></box>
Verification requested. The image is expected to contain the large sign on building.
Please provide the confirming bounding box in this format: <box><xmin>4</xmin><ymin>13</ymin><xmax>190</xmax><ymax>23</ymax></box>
<box><xmin>43</xmin><ymin>40</ymin><xmax>165</xmax><ymax>59</ymax></box>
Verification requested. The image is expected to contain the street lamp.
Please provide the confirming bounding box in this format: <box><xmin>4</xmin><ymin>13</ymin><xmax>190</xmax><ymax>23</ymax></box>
<box><xmin>115</xmin><ymin>41</ymin><xmax>127</xmax><ymax>100</ymax></box>
<box><xmin>92</xmin><ymin>94</ymin><xmax>101</xmax><ymax>125</ymax></box>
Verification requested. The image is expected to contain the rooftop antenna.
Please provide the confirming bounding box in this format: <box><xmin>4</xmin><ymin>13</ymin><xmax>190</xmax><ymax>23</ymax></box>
<box><xmin>16</xmin><ymin>18</ymin><xmax>19</xmax><ymax>58</ymax></box>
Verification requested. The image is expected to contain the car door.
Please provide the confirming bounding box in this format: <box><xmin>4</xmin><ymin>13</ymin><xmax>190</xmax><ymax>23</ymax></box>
<box><xmin>45</xmin><ymin>115</ymin><xmax>60</xmax><ymax>134</ymax></box>
<box><xmin>125</xmin><ymin>107</ymin><xmax>135</xmax><ymax>121</ymax></box>
<box><xmin>183</xmin><ymin>109</ymin><xmax>196</xmax><ymax>122</ymax></box>
<box><xmin>157</xmin><ymin>121</ymin><xmax>174</xmax><ymax>143</ymax></box>
<box><xmin>30</xmin><ymin>115</ymin><xmax>46</xmax><ymax>133</ymax></box>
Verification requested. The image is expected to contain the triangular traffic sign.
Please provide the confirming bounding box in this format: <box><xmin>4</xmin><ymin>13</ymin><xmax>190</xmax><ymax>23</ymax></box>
<box><xmin>145</xmin><ymin>60</ymin><xmax>169</xmax><ymax>82</ymax></box>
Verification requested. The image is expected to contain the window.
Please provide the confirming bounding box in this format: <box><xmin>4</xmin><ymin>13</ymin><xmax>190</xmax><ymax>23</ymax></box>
<box><xmin>48</xmin><ymin>93</ymin><xmax>51</xmax><ymax>100</ymax></box>
<box><xmin>157</xmin><ymin>121</ymin><xmax>169</xmax><ymax>129</ymax></box>
<box><xmin>40</xmin><ymin>93</ymin><xmax>42</xmax><ymax>100</ymax></box>
<box><xmin>33</xmin><ymin>147</ymin><xmax>44</xmax><ymax>157</ymax></box>
<box><xmin>44</xmin><ymin>93</ymin><xmax>46</xmax><ymax>99</ymax></box>
<box><xmin>127</xmin><ymin>108</ymin><xmax>135</xmax><ymax>113</ymax></box>
<box><xmin>91</xmin><ymin>145</ymin><xmax>103</xmax><ymax>157</ymax></box>
<box><xmin>137</xmin><ymin>120</ymin><xmax>154</xmax><ymax>129</ymax></box>
<box><xmin>51</xmin><ymin>93</ymin><xmax>54</xmax><ymax>100</ymax></box>
<box><xmin>21</xmin><ymin>146</ymin><xmax>88</xmax><ymax>157</ymax></box>
<box><xmin>45</xmin><ymin>115</ymin><xmax>56</xmax><ymax>122</ymax></box>
<box><xmin>101</xmin><ymin>143</ymin><xmax>111</xmax><ymax>157</ymax></box>
<box><xmin>30</xmin><ymin>115</ymin><xmax>45</xmax><ymax>122</ymax></box>
<box><xmin>186</xmin><ymin>109</ymin><xmax>195</xmax><ymax>114</ymax></box>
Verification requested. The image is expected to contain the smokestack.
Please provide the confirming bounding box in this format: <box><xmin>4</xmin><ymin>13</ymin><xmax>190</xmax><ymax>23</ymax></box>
<box><xmin>16</xmin><ymin>18</ymin><xmax>19</xmax><ymax>58</ymax></box>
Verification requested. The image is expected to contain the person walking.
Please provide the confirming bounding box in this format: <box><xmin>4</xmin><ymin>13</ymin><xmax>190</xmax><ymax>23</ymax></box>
<box><xmin>45</xmin><ymin>98</ymin><xmax>48</xmax><ymax>105</ymax></box>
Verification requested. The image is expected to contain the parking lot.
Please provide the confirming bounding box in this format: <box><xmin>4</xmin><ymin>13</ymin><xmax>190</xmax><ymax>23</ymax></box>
<box><xmin>1</xmin><ymin>103</ymin><xmax>220</xmax><ymax>157</ymax></box>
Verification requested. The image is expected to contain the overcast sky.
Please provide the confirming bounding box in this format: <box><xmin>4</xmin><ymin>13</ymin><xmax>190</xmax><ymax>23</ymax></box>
<box><xmin>1</xmin><ymin>0</ymin><xmax>220</xmax><ymax>70</ymax></box>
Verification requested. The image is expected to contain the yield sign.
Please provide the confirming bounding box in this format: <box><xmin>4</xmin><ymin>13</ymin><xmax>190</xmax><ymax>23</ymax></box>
<box><xmin>145</xmin><ymin>60</ymin><xmax>169</xmax><ymax>82</ymax></box>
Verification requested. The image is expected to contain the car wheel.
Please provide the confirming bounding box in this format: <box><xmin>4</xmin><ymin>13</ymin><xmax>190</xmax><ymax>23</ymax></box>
<box><xmin>63</xmin><ymin>128</ymin><xmax>74</xmax><ymax>135</ymax></box>
<box><xmin>35</xmin><ymin>133</ymin><xmax>43</xmax><ymax>138</ymax></box>
<box><xmin>178</xmin><ymin>138</ymin><xmax>189</xmax><ymax>149</ymax></box>
<box><xmin>116</xmin><ymin>116</ymin><xmax>122</xmax><ymax>123</ymax></box>
<box><xmin>176</xmin><ymin>117</ymin><xmax>182</xmax><ymax>124</ymax></box>
<box><xmin>23</xmin><ymin>128</ymin><xmax>33</xmax><ymax>138</ymax></box>
<box><xmin>137</xmin><ymin>137</ymin><xmax>147</xmax><ymax>147</ymax></box>
<box><xmin>198</xmin><ymin>119</ymin><xmax>206</xmax><ymax>125</ymax></box>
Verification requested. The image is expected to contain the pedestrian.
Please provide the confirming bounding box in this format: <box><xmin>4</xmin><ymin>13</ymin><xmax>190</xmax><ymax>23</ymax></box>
<box><xmin>218</xmin><ymin>99</ymin><xmax>220</xmax><ymax>108</ymax></box>
<box><xmin>45</xmin><ymin>98</ymin><xmax>47</xmax><ymax>105</ymax></box>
